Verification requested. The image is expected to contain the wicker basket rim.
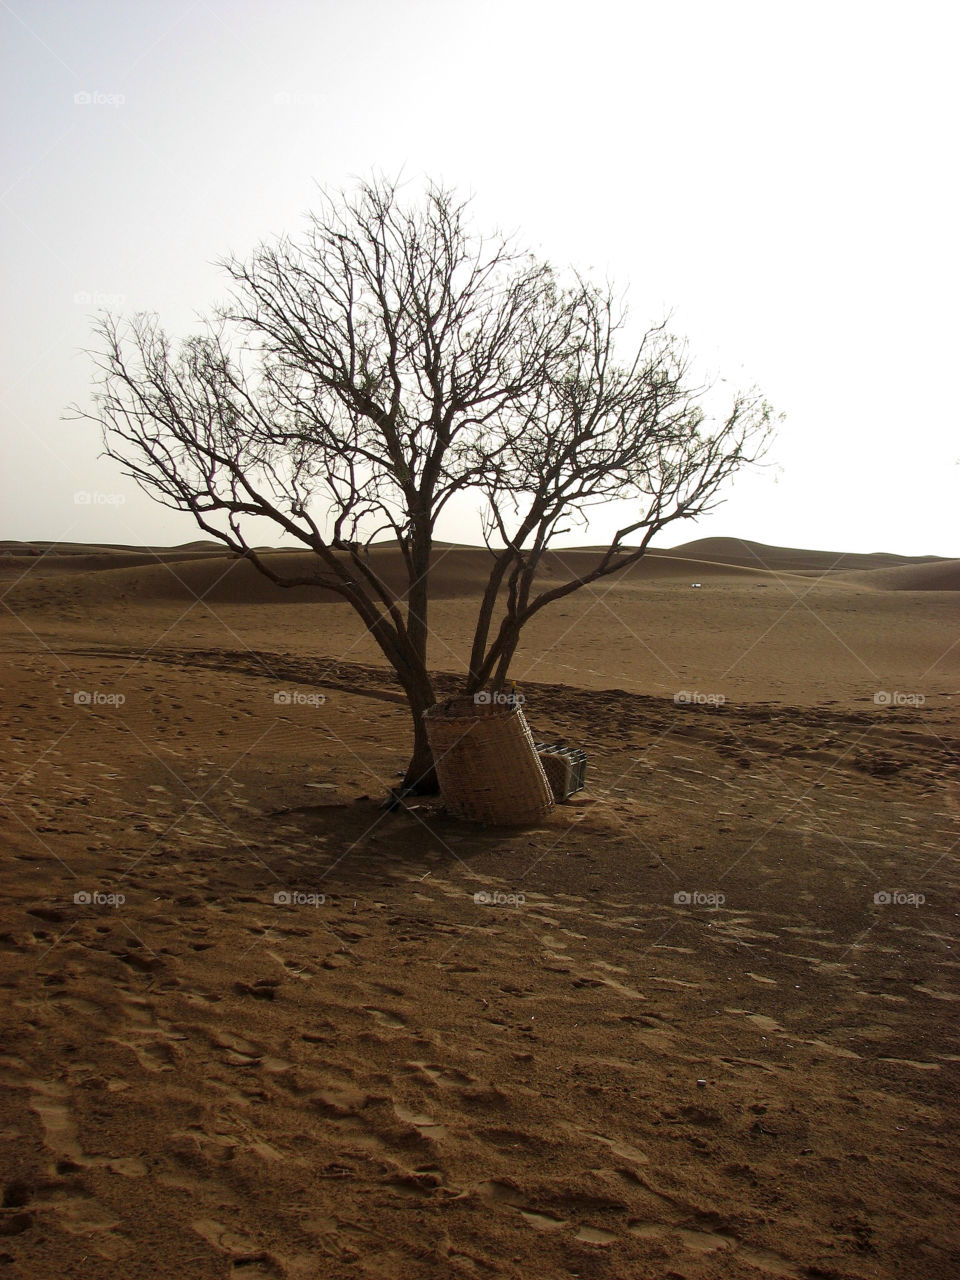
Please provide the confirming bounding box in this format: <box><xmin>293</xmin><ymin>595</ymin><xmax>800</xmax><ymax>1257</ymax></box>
<box><xmin>423</xmin><ymin>695</ymin><xmax>522</xmax><ymax>723</ymax></box>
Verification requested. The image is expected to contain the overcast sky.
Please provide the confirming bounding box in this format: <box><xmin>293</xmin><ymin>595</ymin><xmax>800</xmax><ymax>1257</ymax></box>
<box><xmin>2</xmin><ymin>0</ymin><xmax>957</xmax><ymax>556</ymax></box>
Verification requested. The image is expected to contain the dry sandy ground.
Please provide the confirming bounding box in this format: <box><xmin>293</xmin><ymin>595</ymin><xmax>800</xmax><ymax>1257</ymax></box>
<box><xmin>0</xmin><ymin>539</ymin><xmax>958</xmax><ymax>1280</ymax></box>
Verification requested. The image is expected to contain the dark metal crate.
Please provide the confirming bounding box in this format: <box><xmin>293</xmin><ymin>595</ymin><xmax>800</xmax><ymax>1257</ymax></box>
<box><xmin>533</xmin><ymin>742</ymin><xmax>587</xmax><ymax>800</ymax></box>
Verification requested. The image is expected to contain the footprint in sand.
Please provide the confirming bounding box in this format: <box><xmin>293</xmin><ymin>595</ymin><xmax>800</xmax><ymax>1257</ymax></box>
<box><xmin>211</xmin><ymin>1030</ymin><xmax>264</xmax><ymax>1061</ymax></box>
<box><xmin>310</xmin><ymin>1089</ymin><xmax>445</xmax><ymax>1158</ymax></box>
<box><xmin>725</xmin><ymin>1009</ymin><xmax>785</xmax><ymax>1035</ymax></box>
<box><xmin>575</xmin><ymin>1226</ymin><xmax>617</xmax><ymax>1244</ymax></box>
<box><xmin>595</xmin><ymin>974</ymin><xmax>645</xmax><ymax>1000</ymax></box>
<box><xmin>673</xmin><ymin>1224</ymin><xmax>737</xmax><ymax>1253</ymax></box>
<box><xmin>24</xmin><ymin>1080</ymin><xmax>138</xmax><ymax>1255</ymax></box>
<box><xmin>803</xmin><ymin>1038</ymin><xmax>861</xmax><ymax>1059</ymax></box>
<box><xmin>107</xmin><ymin>1031</ymin><xmax>184</xmax><ymax>1073</ymax></box>
<box><xmin>519</xmin><ymin>1208</ymin><xmax>568</xmax><ymax>1231</ymax></box>
<box><xmin>232</xmin><ymin>972</ymin><xmax>283</xmax><ymax>1001</ymax></box>
<box><xmin>473</xmin><ymin>1179</ymin><xmax>525</xmax><ymax>1207</ymax></box>
<box><xmin>371</xmin><ymin>981</ymin><xmax>405</xmax><ymax>998</ymax></box>
<box><xmin>475</xmin><ymin>1179</ymin><xmax>614</xmax><ymax>1240</ymax></box>
<box><xmin>393</xmin><ymin>1104</ymin><xmax>446</xmax><ymax>1141</ymax></box>
<box><xmin>578</xmin><ymin>1127</ymin><xmax>650</xmax><ymax>1166</ymax></box>
<box><xmin>621</xmin><ymin>1012</ymin><xmax>675</xmax><ymax>1050</ymax></box>
<box><xmin>364</xmin><ymin>1006</ymin><xmax>406</xmax><ymax>1029</ymax></box>
<box><xmin>29</xmin><ymin>1087</ymin><xmax>83</xmax><ymax>1164</ymax></box>
<box><xmin>311</xmin><ymin>1086</ymin><xmax>372</xmax><ymax>1118</ymax></box>
<box><xmin>384</xmin><ymin>1167</ymin><xmax>447</xmax><ymax>1198</ymax></box>
<box><xmin>629</xmin><ymin>1218</ymin><xmax>802</xmax><ymax>1275</ymax></box>
<box><xmin>191</xmin><ymin>1219</ymin><xmax>285</xmax><ymax>1276</ymax></box>
<box><xmin>43</xmin><ymin>1189</ymin><xmax>131</xmax><ymax>1259</ymax></box>
<box><xmin>407</xmin><ymin>1061</ymin><xmax>474</xmax><ymax>1088</ymax></box>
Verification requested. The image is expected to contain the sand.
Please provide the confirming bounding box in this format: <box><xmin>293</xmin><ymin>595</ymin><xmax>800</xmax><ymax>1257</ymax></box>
<box><xmin>0</xmin><ymin>538</ymin><xmax>957</xmax><ymax>1278</ymax></box>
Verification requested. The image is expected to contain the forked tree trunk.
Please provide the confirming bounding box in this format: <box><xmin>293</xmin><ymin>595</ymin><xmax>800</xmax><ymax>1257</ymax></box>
<box><xmin>393</xmin><ymin>524</ymin><xmax>441</xmax><ymax>794</ymax></box>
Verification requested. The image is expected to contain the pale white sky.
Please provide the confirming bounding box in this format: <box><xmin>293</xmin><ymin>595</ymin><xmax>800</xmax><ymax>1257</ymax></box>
<box><xmin>2</xmin><ymin>0</ymin><xmax>957</xmax><ymax>555</ymax></box>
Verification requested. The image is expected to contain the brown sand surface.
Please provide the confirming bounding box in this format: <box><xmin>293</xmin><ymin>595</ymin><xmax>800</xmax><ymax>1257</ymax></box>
<box><xmin>1</xmin><ymin>539</ymin><xmax>958</xmax><ymax>1279</ymax></box>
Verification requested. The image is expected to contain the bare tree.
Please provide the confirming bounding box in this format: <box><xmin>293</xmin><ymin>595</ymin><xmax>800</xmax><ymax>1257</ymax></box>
<box><xmin>466</xmin><ymin>286</ymin><xmax>774</xmax><ymax>691</ymax></box>
<box><xmin>73</xmin><ymin>177</ymin><xmax>776</xmax><ymax>794</ymax></box>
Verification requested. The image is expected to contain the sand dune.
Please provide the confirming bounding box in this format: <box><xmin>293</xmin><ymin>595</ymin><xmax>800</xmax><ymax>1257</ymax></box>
<box><xmin>0</xmin><ymin>546</ymin><xmax>755</xmax><ymax>611</ymax></box>
<box><xmin>662</xmin><ymin>536</ymin><xmax>950</xmax><ymax>572</ymax></box>
<box><xmin>839</xmin><ymin>558</ymin><xmax>960</xmax><ymax>592</ymax></box>
<box><xmin>2</xmin><ymin>538</ymin><xmax>955</xmax><ymax>717</ymax></box>
<box><xmin>1</xmin><ymin>534</ymin><xmax>958</xmax><ymax>1278</ymax></box>
<box><xmin>1</xmin><ymin>539</ymin><xmax>955</xmax><ymax>617</ymax></box>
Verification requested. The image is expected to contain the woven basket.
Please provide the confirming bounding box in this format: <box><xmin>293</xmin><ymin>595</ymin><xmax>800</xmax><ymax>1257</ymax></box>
<box><xmin>423</xmin><ymin>695</ymin><xmax>555</xmax><ymax>825</ymax></box>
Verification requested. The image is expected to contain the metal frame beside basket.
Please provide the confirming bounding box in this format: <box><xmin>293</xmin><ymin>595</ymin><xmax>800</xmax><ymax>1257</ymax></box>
<box><xmin>423</xmin><ymin>696</ymin><xmax>555</xmax><ymax>825</ymax></box>
<box><xmin>533</xmin><ymin>743</ymin><xmax>588</xmax><ymax>801</ymax></box>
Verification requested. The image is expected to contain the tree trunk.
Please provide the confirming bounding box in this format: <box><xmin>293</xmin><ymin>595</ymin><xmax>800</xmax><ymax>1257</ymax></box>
<box><xmin>401</xmin><ymin>699</ymin><xmax>439</xmax><ymax>793</ymax></box>
<box><xmin>492</xmin><ymin>625</ymin><xmax>521</xmax><ymax>690</ymax></box>
<box><xmin>395</xmin><ymin>521</ymin><xmax>440</xmax><ymax>793</ymax></box>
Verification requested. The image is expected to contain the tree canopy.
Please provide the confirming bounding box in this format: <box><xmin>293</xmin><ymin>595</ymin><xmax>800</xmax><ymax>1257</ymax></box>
<box><xmin>76</xmin><ymin>177</ymin><xmax>777</xmax><ymax>792</ymax></box>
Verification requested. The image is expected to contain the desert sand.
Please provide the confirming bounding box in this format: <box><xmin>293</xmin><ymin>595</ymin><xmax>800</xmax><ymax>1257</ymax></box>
<box><xmin>0</xmin><ymin>537</ymin><xmax>958</xmax><ymax>1279</ymax></box>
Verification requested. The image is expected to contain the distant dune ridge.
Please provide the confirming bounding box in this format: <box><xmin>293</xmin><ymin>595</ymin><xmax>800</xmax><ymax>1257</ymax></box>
<box><xmin>1</xmin><ymin>537</ymin><xmax>957</xmax><ymax>609</ymax></box>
